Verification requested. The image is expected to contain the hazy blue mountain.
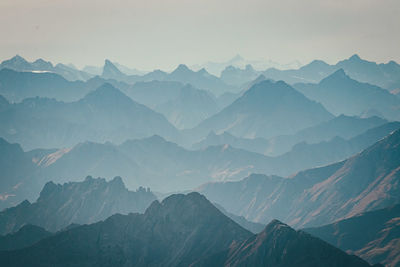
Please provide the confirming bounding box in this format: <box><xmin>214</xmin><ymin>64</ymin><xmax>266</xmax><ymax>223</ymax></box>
<box><xmin>164</xmin><ymin>64</ymin><xmax>236</xmax><ymax>95</ymax></box>
<box><xmin>198</xmin><ymin>220</ymin><xmax>371</xmax><ymax>267</ymax></box>
<box><xmin>266</xmin><ymin>115</ymin><xmax>388</xmax><ymax>156</ymax></box>
<box><xmin>101</xmin><ymin>59</ymin><xmax>141</xmax><ymax>83</ymax></box>
<box><xmin>294</xmin><ymin>69</ymin><xmax>400</xmax><ymax>120</ymax></box>
<box><xmin>0</xmin><ymin>68</ymin><xmax>90</xmax><ymax>102</ymax></box>
<box><xmin>191</xmin><ymin>80</ymin><xmax>333</xmax><ymax>141</ymax></box>
<box><xmin>155</xmin><ymin>84</ymin><xmax>219</xmax><ymax>129</ymax></box>
<box><xmin>0</xmin><ymin>55</ymin><xmax>93</xmax><ymax>81</ymax></box>
<box><xmin>198</xmin><ymin>128</ymin><xmax>400</xmax><ymax>228</ymax></box>
<box><xmin>123</xmin><ymin>81</ymin><xmax>220</xmax><ymax>129</ymax></box>
<box><xmin>261</xmin><ymin>54</ymin><xmax>400</xmax><ymax>90</ymax></box>
<box><xmin>305</xmin><ymin>204</ymin><xmax>400</xmax><ymax>267</ymax></box>
<box><xmin>0</xmin><ymin>138</ymin><xmax>38</xmax><ymax>210</ymax></box>
<box><xmin>0</xmin><ymin>193</ymin><xmax>371</xmax><ymax>267</ymax></box>
<box><xmin>0</xmin><ymin>83</ymin><xmax>180</xmax><ymax>149</ymax></box>
<box><xmin>193</xmin><ymin>115</ymin><xmax>388</xmax><ymax>155</ymax></box>
<box><xmin>0</xmin><ymin>176</ymin><xmax>156</xmax><ymax>234</ymax></box>
<box><xmin>220</xmin><ymin>64</ymin><xmax>260</xmax><ymax>86</ymax></box>
<box><xmin>0</xmin><ymin>193</ymin><xmax>252</xmax><ymax>267</ymax></box>
<box><xmin>0</xmin><ymin>225</ymin><xmax>51</xmax><ymax>251</ymax></box>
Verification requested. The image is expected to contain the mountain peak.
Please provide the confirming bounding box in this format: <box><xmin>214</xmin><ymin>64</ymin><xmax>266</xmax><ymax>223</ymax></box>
<box><xmin>102</xmin><ymin>59</ymin><xmax>124</xmax><ymax>77</ymax></box>
<box><xmin>349</xmin><ymin>54</ymin><xmax>361</xmax><ymax>61</ymax></box>
<box><xmin>174</xmin><ymin>64</ymin><xmax>191</xmax><ymax>73</ymax></box>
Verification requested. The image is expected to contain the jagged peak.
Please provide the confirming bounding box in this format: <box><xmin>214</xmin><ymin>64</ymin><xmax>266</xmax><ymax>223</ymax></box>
<box><xmin>349</xmin><ymin>54</ymin><xmax>361</xmax><ymax>61</ymax></box>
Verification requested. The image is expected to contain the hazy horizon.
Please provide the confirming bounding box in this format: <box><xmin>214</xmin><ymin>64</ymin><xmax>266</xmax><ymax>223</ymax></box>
<box><xmin>1</xmin><ymin>0</ymin><xmax>399</xmax><ymax>70</ymax></box>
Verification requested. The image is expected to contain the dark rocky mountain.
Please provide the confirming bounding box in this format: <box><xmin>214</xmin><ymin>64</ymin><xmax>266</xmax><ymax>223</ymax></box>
<box><xmin>0</xmin><ymin>193</ymin><xmax>252</xmax><ymax>266</ymax></box>
<box><xmin>191</xmin><ymin>80</ymin><xmax>333</xmax><ymax>141</ymax></box>
<box><xmin>0</xmin><ymin>55</ymin><xmax>93</xmax><ymax>81</ymax></box>
<box><xmin>0</xmin><ymin>83</ymin><xmax>180</xmax><ymax>149</ymax></box>
<box><xmin>0</xmin><ymin>193</ymin><xmax>372</xmax><ymax>267</ymax></box>
<box><xmin>197</xmin><ymin>220</ymin><xmax>371</xmax><ymax>267</ymax></box>
<box><xmin>294</xmin><ymin>69</ymin><xmax>400</xmax><ymax>120</ymax></box>
<box><xmin>0</xmin><ymin>176</ymin><xmax>156</xmax><ymax>234</ymax></box>
<box><xmin>198</xmin><ymin>128</ymin><xmax>400</xmax><ymax>228</ymax></box>
<box><xmin>261</xmin><ymin>54</ymin><xmax>400</xmax><ymax>90</ymax></box>
<box><xmin>304</xmin><ymin>204</ymin><xmax>400</xmax><ymax>267</ymax></box>
<box><xmin>0</xmin><ymin>224</ymin><xmax>51</xmax><ymax>251</ymax></box>
<box><xmin>0</xmin><ymin>68</ymin><xmax>90</xmax><ymax>102</ymax></box>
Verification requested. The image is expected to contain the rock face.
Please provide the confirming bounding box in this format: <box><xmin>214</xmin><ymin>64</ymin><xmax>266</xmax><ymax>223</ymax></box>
<box><xmin>304</xmin><ymin>204</ymin><xmax>400</xmax><ymax>267</ymax></box>
<box><xmin>197</xmin><ymin>220</ymin><xmax>371</xmax><ymax>267</ymax></box>
<box><xmin>0</xmin><ymin>193</ymin><xmax>372</xmax><ymax>267</ymax></box>
<box><xmin>199</xmin><ymin>128</ymin><xmax>400</xmax><ymax>228</ymax></box>
<box><xmin>192</xmin><ymin>80</ymin><xmax>333</xmax><ymax>140</ymax></box>
<box><xmin>0</xmin><ymin>193</ymin><xmax>252</xmax><ymax>266</ymax></box>
<box><xmin>0</xmin><ymin>176</ymin><xmax>156</xmax><ymax>234</ymax></box>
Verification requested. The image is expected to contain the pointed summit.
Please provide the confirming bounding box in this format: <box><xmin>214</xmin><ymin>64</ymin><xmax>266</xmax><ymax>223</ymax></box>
<box><xmin>172</xmin><ymin>64</ymin><xmax>191</xmax><ymax>74</ymax></box>
<box><xmin>349</xmin><ymin>54</ymin><xmax>361</xmax><ymax>61</ymax></box>
<box><xmin>102</xmin><ymin>59</ymin><xmax>125</xmax><ymax>78</ymax></box>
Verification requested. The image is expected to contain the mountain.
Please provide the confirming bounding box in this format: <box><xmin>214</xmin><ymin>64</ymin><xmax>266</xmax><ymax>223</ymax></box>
<box><xmin>0</xmin><ymin>176</ymin><xmax>156</xmax><ymax>234</ymax></box>
<box><xmin>261</xmin><ymin>54</ymin><xmax>400</xmax><ymax>90</ymax></box>
<box><xmin>0</xmin><ymin>138</ymin><xmax>38</xmax><ymax>210</ymax></box>
<box><xmin>198</xmin><ymin>128</ymin><xmax>400</xmax><ymax>228</ymax></box>
<box><xmin>0</xmin><ymin>83</ymin><xmax>180</xmax><ymax>149</ymax></box>
<box><xmin>101</xmin><ymin>59</ymin><xmax>140</xmax><ymax>83</ymax></box>
<box><xmin>220</xmin><ymin>64</ymin><xmax>260</xmax><ymax>86</ymax></box>
<box><xmin>193</xmin><ymin>115</ymin><xmax>388</xmax><ymax>155</ymax></box>
<box><xmin>294</xmin><ymin>69</ymin><xmax>400</xmax><ymax>120</ymax></box>
<box><xmin>123</xmin><ymin>81</ymin><xmax>220</xmax><ymax>129</ymax></box>
<box><xmin>0</xmin><ymin>225</ymin><xmax>51</xmax><ymax>251</ymax></box>
<box><xmin>0</xmin><ymin>68</ymin><xmax>90</xmax><ymax>102</ymax></box>
<box><xmin>304</xmin><ymin>204</ymin><xmax>400</xmax><ymax>267</ymax></box>
<box><xmin>155</xmin><ymin>84</ymin><xmax>219</xmax><ymax>129</ymax></box>
<box><xmin>190</xmin><ymin>54</ymin><xmax>302</xmax><ymax>76</ymax></box>
<box><xmin>191</xmin><ymin>80</ymin><xmax>333</xmax><ymax>141</ymax></box>
<box><xmin>164</xmin><ymin>64</ymin><xmax>236</xmax><ymax>95</ymax></box>
<box><xmin>0</xmin><ymin>193</ymin><xmax>371</xmax><ymax>267</ymax></box>
<box><xmin>198</xmin><ymin>220</ymin><xmax>371</xmax><ymax>267</ymax></box>
<box><xmin>0</xmin><ymin>55</ymin><xmax>93</xmax><ymax>81</ymax></box>
<box><xmin>0</xmin><ymin>193</ymin><xmax>253</xmax><ymax>266</ymax></box>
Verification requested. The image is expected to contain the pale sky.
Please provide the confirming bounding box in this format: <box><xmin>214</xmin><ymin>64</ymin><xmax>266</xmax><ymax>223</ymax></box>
<box><xmin>0</xmin><ymin>0</ymin><xmax>399</xmax><ymax>70</ymax></box>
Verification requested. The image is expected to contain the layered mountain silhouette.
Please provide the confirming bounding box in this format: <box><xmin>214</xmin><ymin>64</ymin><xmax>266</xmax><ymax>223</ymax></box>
<box><xmin>191</xmin><ymin>80</ymin><xmax>333</xmax><ymax>141</ymax></box>
<box><xmin>0</xmin><ymin>55</ymin><xmax>92</xmax><ymax>82</ymax></box>
<box><xmin>294</xmin><ymin>69</ymin><xmax>400</xmax><ymax>120</ymax></box>
<box><xmin>304</xmin><ymin>204</ymin><xmax>400</xmax><ymax>267</ymax></box>
<box><xmin>0</xmin><ymin>193</ymin><xmax>372</xmax><ymax>267</ymax></box>
<box><xmin>260</xmin><ymin>54</ymin><xmax>400</xmax><ymax>90</ymax></box>
<box><xmin>193</xmin><ymin>115</ymin><xmax>388</xmax><ymax>155</ymax></box>
<box><xmin>0</xmin><ymin>83</ymin><xmax>180</xmax><ymax>149</ymax></box>
<box><xmin>0</xmin><ymin>69</ymin><xmax>90</xmax><ymax>102</ymax></box>
<box><xmin>0</xmin><ymin>176</ymin><xmax>156</xmax><ymax>234</ymax></box>
<box><xmin>123</xmin><ymin>81</ymin><xmax>220</xmax><ymax>129</ymax></box>
<box><xmin>199</xmin><ymin>128</ymin><xmax>400</xmax><ymax>228</ymax></box>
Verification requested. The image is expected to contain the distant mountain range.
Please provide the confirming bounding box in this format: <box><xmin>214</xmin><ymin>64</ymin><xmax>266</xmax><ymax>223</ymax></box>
<box><xmin>294</xmin><ymin>69</ymin><xmax>400</xmax><ymax>120</ymax></box>
<box><xmin>198</xmin><ymin>128</ymin><xmax>400</xmax><ymax>228</ymax></box>
<box><xmin>0</xmin><ymin>176</ymin><xmax>156</xmax><ymax>234</ymax></box>
<box><xmin>189</xmin><ymin>80</ymin><xmax>334</xmax><ymax>141</ymax></box>
<box><xmin>193</xmin><ymin>115</ymin><xmax>388</xmax><ymax>156</ymax></box>
<box><xmin>0</xmin><ymin>193</ymin><xmax>371</xmax><ymax>267</ymax></box>
<box><xmin>0</xmin><ymin>55</ymin><xmax>92</xmax><ymax>82</ymax></box>
<box><xmin>305</xmin><ymin>204</ymin><xmax>400</xmax><ymax>267</ymax></box>
<box><xmin>263</xmin><ymin>54</ymin><xmax>400</xmax><ymax>90</ymax></box>
<box><xmin>0</xmin><ymin>83</ymin><xmax>180</xmax><ymax>149</ymax></box>
<box><xmin>2</xmin><ymin>120</ymin><xmax>398</xmax><ymax>209</ymax></box>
